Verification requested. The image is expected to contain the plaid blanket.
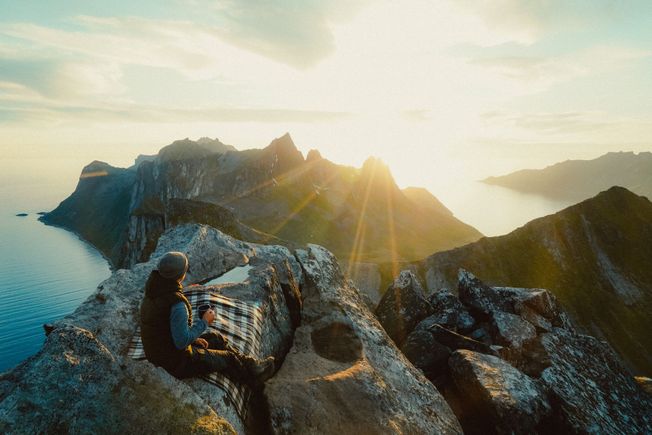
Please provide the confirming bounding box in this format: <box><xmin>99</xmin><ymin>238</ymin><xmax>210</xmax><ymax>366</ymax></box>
<box><xmin>127</xmin><ymin>287</ymin><xmax>265</xmax><ymax>420</ymax></box>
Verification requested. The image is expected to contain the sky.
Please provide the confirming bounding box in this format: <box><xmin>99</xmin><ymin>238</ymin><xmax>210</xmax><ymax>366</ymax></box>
<box><xmin>1</xmin><ymin>0</ymin><xmax>651</xmax><ymax>191</ymax></box>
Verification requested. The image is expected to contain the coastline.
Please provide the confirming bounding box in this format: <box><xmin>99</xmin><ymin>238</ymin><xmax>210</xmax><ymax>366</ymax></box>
<box><xmin>38</xmin><ymin>214</ymin><xmax>116</xmax><ymax>271</ymax></box>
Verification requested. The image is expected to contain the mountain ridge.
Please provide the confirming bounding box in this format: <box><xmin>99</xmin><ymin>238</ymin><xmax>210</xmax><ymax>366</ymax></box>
<box><xmin>41</xmin><ymin>134</ymin><xmax>482</xmax><ymax>269</ymax></box>
<box><xmin>400</xmin><ymin>186</ymin><xmax>652</xmax><ymax>374</ymax></box>
<box><xmin>483</xmin><ymin>151</ymin><xmax>652</xmax><ymax>201</ymax></box>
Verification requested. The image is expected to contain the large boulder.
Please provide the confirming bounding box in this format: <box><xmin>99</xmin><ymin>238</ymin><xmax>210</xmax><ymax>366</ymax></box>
<box><xmin>265</xmin><ymin>245</ymin><xmax>462</xmax><ymax>434</ymax></box>
<box><xmin>400</xmin><ymin>329</ymin><xmax>451</xmax><ymax>381</ymax></box>
<box><xmin>427</xmin><ymin>289</ymin><xmax>475</xmax><ymax>332</ymax></box>
<box><xmin>0</xmin><ymin>326</ymin><xmax>235</xmax><ymax>434</ymax></box>
<box><xmin>429</xmin><ymin>324</ymin><xmax>496</xmax><ymax>356</ymax></box>
<box><xmin>374</xmin><ymin>270</ymin><xmax>432</xmax><ymax>347</ymax></box>
<box><xmin>458</xmin><ymin>270</ymin><xmax>512</xmax><ymax>315</ymax></box>
<box><xmin>538</xmin><ymin>330</ymin><xmax>652</xmax><ymax>433</ymax></box>
<box><xmin>449</xmin><ymin>350</ymin><xmax>551</xmax><ymax>434</ymax></box>
<box><xmin>0</xmin><ymin>224</ymin><xmax>301</xmax><ymax>434</ymax></box>
<box><xmin>491</xmin><ymin>310</ymin><xmax>537</xmax><ymax>348</ymax></box>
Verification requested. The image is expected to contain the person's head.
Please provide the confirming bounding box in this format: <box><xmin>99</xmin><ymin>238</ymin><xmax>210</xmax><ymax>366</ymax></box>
<box><xmin>157</xmin><ymin>251</ymin><xmax>189</xmax><ymax>282</ymax></box>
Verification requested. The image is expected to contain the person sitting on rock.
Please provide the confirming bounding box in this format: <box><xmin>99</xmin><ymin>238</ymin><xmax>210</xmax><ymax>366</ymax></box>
<box><xmin>139</xmin><ymin>251</ymin><xmax>274</xmax><ymax>386</ymax></box>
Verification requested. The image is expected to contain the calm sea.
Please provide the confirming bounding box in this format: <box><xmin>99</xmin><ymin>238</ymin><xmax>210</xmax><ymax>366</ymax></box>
<box><xmin>0</xmin><ymin>159</ymin><xmax>111</xmax><ymax>372</ymax></box>
<box><xmin>0</xmin><ymin>157</ymin><xmax>573</xmax><ymax>372</ymax></box>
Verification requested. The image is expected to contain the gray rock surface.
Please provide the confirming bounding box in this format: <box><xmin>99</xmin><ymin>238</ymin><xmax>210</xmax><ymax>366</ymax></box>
<box><xmin>265</xmin><ymin>245</ymin><xmax>463</xmax><ymax>434</ymax></box>
<box><xmin>428</xmin><ymin>324</ymin><xmax>497</xmax><ymax>356</ymax></box>
<box><xmin>450</xmin><ymin>350</ymin><xmax>551</xmax><ymax>434</ymax></box>
<box><xmin>491</xmin><ymin>310</ymin><xmax>537</xmax><ymax>348</ymax></box>
<box><xmin>374</xmin><ymin>270</ymin><xmax>432</xmax><ymax>347</ymax></box>
<box><xmin>0</xmin><ymin>224</ymin><xmax>301</xmax><ymax>434</ymax></box>
<box><xmin>427</xmin><ymin>288</ymin><xmax>475</xmax><ymax>332</ymax></box>
<box><xmin>0</xmin><ymin>326</ymin><xmax>235</xmax><ymax>434</ymax></box>
<box><xmin>458</xmin><ymin>269</ymin><xmax>512</xmax><ymax>315</ymax></box>
<box><xmin>401</xmin><ymin>329</ymin><xmax>451</xmax><ymax>379</ymax></box>
<box><xmin>538</xmin><ymin>330</ymin><xmax>652</xmax><ymax>433</ymax></box>
<box><xmin>392</xmin><ymin>270</ymin><xmax>652</xmax><ymax>434</ymax></box>
<box><xmin>341</xmin><ymin>261</ymin><xmax>382</xmax><ymax>306</ymax></box>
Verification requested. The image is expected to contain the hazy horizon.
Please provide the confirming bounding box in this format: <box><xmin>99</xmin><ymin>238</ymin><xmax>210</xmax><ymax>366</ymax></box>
<box><xmin>1</xmin><ymin>0</ymin><xmax>651</xmax><ymax>193</ymax></box>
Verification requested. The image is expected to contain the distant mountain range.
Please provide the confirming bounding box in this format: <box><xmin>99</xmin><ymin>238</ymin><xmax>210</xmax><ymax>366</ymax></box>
<box><xmin>390</xmin><ymin>187</ymin><xmax>652</xmax><ymax>374</ymax></box>
<box><xmin>483</xmin><ymin>151</ymin><xmax>652</xmax><ymax>202</ymax></box>
<box><xmin>42</xmin><ymin>133</ymin><xmax>481</xmax><ymax>268</ymax></box>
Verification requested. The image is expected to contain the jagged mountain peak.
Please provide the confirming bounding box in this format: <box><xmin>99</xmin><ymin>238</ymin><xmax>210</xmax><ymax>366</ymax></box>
<box><xmin>306</xmin><ymin>149</ymin><xmax>323</xmax><ymax>162</ymax></box>
<box><xmin>263</xmin><ymin>133</ymin><xmax>305</xmax><ymax>168</ymax></box>
<box><xmin>265</xmin><ymin>132</ymin><xmax>298</xmax><ymax>152</ymax></box>
<box><xmin>359</xmin><ymin>156</ymin><xmax>394</xmax><ymax>182</ymax></box>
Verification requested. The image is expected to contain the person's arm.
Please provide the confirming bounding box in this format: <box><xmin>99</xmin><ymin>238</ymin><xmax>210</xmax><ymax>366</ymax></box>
<box><xmin>169</xmin><ymin>302</ymin><xmax>208</xmax><ymax>350</ymax></box>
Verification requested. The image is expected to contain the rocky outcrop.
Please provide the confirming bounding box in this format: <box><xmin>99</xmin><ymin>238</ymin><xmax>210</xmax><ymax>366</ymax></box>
<box><xmin>412</xmin><ymin>187</ymin><xmax>652</xmax><ymax>374</ymax></box>
<box><xmin>0</xmin><ymin>224</ymin><xmax>302</xmax><ymax>433</ymax></box>
<box><xmin>428</xmin><ymin>288</ymin><xmax>475</xmax><ymax>332</ymax></box>
<box><xmin>449</xmin><ymin>350</ymin><xmax>551</xmax><ymax>434</ymax></box>
<box><xmin>0</xmin><ymin>325</ymin><xmax>236</xmax><ymax>434</ymax></box>
<box><xmin>374</xmin><ymin>270</ymin><xmax>432</xmax><ymax>347</ymax></box>
<box><xmin>0</xmin><ymin>224</ymin><xmax>467</xmax><ymax>434</ymax></box>
<box><xmin>40</xmin><ymin>160</ymin><xmax>136</xmax><ymax>263</ymax></box>
<box><xmin>384</xmin><ymin>269</ymin><xmax>652</xmax><ymax>434</ymax></box>
<box><xmin>538</xmin><ymin>330</ymin><xmax>652</xmax><ymax>433</ymax></box>
<box><xmin>265</xmin><ymin>245</ymin><xmax>462</xmax><ymax>434</ymax></box>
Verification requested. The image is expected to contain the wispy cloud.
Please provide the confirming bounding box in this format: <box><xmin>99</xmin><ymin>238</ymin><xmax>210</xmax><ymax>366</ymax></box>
<box><xmin>467</xmin><ymin>45</ymin><xmax>651</xmax><ymax>94</ymax></box>
<box><xmin>456</xmin><ymin>0</ymin><xmax>652</xmax><ymax>44</ymax></box>
<box><xmin>199</xmin><ymin>0</ymin><xmax>369</xmax><ymax>68</ymax></box>
<box><xmin>481</xmin><ymin>111</ymin><xmax>612</xmax><ymax>134</ymax></box>
<box><xmin>0</xmin><ymin>95</ymin><xmax>351</xmax><ymax>125</ymax></box>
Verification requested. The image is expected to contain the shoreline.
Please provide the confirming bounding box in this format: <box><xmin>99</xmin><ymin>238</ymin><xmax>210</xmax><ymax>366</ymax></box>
<box><xmin>0</xmin><ymin>213</ymin><xmax>112</xmax><ymax>374</ymax></box>
<box><xmin>38</xmin><ymin>215</ymin><xmax>116</xmax><ymax>271</ymax></box>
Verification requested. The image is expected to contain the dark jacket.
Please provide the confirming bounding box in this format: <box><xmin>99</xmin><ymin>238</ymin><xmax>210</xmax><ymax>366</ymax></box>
<box><xmin>140</xmin><ymin>270</ymin><xmax>194</xmax><ymax>372</ymax></box>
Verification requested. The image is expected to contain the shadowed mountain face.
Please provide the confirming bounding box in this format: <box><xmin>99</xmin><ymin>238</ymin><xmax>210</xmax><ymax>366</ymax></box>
<box><xmin>42</xmin><ymin>134</ymin><xmax>481</xmax><ymax>268</ymax></box>
<box><xmin>483</xmin><ymin>151</ymin><xmax>652</xmax><ymax>202</ymax></box>
<box><xmin>410</xmin><ymin>187</ymin><xmax>652</xmax><ymax>374</ymax></box>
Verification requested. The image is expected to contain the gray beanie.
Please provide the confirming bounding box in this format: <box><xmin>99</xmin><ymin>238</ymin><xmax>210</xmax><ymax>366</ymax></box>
<box><xmin>158</xmin><ymin>251</ymin><xmax>189</xmax><ymax>280</ymax></box>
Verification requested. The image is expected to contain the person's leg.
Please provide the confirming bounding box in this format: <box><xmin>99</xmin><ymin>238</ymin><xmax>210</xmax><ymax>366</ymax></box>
<box><xmin>173</xmin><ymin>348</ymin><xmax>276</xmax><ymax>386</ymax></box>
<box><xmin>199</xmin><ymin>330</ymin><xmax>228</xmax><ymax>350</ymax></box>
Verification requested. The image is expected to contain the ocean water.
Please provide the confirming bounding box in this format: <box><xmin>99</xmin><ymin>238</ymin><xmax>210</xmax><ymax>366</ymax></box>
<box><xmin>0</xmin><ymin>157</ymin><xmax>573</xmax><ymax>373</ymax></box>
<box><xmin>0</xmin><ymin>159</ymin><xmax>111</xmax><ymax>372</ymax></box>
<box><xmin>431</xmin><ymin>181</ymin><xmax>576</xmax><ymax>237</ymax></box>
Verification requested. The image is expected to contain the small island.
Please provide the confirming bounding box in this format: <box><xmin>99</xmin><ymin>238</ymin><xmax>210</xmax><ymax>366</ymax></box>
<box><xmin>15</xmin><ymin>213</ymin><xmax>28</xmax><ymax>217</ymax></box>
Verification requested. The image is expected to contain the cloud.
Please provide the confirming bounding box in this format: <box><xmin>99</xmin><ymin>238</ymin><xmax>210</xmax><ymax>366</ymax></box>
<box><xmin>0</xmin><ymin>57</ymin><xmax>123</xmax><ymax>99</ymax></box>
<box><xmin>481</xmin><ymin>111</ymin><xmax>611</xmax><ymax>135</ymax></box>
<box><xmin>181</xmin><ymin>0</ymin><xmax>369</xmax><ymax>68</ymax></box>
<box><xmin>0</xmin><ymin>95</ymin><xmax>351</xmax><ymax>125</ymax></box>
<box><xmin>467</xmin><ymin>45</ymin><xmax>651</xmax><ymax>92</ymax></box>
<box><xmin>454</xmin><ymin>0</ymin><xmax>652</xmax><ymax>44</ymax></box>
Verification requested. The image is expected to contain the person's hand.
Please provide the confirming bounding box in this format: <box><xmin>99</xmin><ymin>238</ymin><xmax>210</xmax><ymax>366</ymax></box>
<box><xmin>193</xmin><ymin>338</ymin><xmax>209</xmax><ymax>349</ymax></box>
<box><xmin>202</xmin><ymin>308</ymin><xmax>216</xmax><ymax>324</ymax></box>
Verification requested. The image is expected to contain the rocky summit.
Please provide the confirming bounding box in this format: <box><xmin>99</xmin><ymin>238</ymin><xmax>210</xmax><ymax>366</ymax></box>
<box><xmin>0</xmin><ymin>224</ymin><xmax>462</xmax><ymax>434</ymax></box>
<box><xmin>376</xmin><ymin>268</ymin><xmax>652</xmax><ymax>434</ymax></box>
<box><xmin>40</xmin><ymin>134</ymin><xmax>481</xmax><ymax>269</ymax></box>
<box><xmin>372</xmin><ymin>186</ymin><xmax>652</xmax><ymax>375</ymax></box>
<box><xmin>1</xmin><ymin>222</ymin><xmax>650</xmax><ymax>433</ymax></box>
